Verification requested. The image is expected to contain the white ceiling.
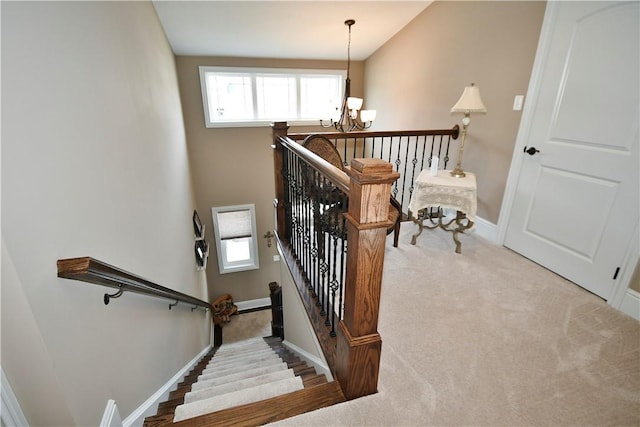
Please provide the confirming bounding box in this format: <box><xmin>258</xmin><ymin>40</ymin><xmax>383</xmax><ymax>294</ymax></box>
<box><xmin>152</xmin><ymin>1</ymin><xmax>432</xmax><ymax>61</ymax></box>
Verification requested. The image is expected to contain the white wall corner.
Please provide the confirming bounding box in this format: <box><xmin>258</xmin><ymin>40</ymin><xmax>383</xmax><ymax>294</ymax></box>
<box><xmin>99</xmin><ymin>400</ymin><xmax>122</xmax><ymax>427</ymax></box>
<box><xmin>471</xmin><ymin>216</ymin><xmax>498</xmax><ymax>244</ymax></box>
<box><xmin>619</xmin><ymin>289</ymin><xmax>640</xmax><ymax>321</ymax></box>
<box><xmin>432</xmin><ymin>211</ymin><xmax>498</xmax><ymax>244</ymax></box>
<box><xmin>121</xmin><ymin>344</ymin><xmax>212</xmax><ymax>427</ymax></box>
<box><xmin>1</xmin><ymin>367</ymin><xmax>29</xmax><ymax>427</ymax></box>
<box><xmin>282</xmin><ymin>340</ymin><xmax>333</xmax><ymax>382</ymax></box>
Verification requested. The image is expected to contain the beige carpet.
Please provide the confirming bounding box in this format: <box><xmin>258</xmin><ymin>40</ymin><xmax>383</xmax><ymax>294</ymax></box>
<box><xmin>223</xmin><ymin>309</ymin><xmax>272</xmax><ymax>344</ymax></box>
<box><xmin>268</xmin><ymin>225</ymin><xmax>640</xmax><ymax>426</ymax></box>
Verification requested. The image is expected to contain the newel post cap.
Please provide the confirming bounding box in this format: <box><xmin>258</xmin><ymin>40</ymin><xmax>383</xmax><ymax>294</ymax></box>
<box><xmin>347</xmin><ymin>158</ymin><xmax>400</xmax><ymax>184</ymax></box>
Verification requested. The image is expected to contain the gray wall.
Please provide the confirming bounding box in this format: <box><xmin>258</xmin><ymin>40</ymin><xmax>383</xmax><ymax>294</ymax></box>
<box><xmin>1</xmin><ymin>2</ymin><xmax>210</xmax><ymax>425</ymax></box>
<box><xmin>175</xmin><ymin>56</ymin><xmax>364</xmax><ymax>303</ymax></box>
<box><xmin>365</xmin><ymin>1</ymin><xmax>547</xmax><ymax>224</ymax></box>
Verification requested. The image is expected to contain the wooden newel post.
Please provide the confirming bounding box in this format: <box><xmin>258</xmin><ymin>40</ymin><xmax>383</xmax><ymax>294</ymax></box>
<box><xmin>336</xmin><ymin>158</ymin><xmax>400</xmax><ymax>400</ymax></box>
<box><xmin>271</xmin><ymin>122</ymin><xmax>289</xmax><ymax>241</ymax></box>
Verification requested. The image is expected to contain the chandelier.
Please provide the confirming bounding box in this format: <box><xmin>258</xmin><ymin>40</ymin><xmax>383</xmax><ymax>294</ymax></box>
<box><xmin>320</xmin><ymin>19</ymin><xmax>376</xmax><ymax>132</ymax></box>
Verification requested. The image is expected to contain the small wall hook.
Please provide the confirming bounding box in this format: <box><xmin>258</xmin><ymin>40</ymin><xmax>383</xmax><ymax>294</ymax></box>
<box><xmin>169</xmin><ymin>300</ymin><xmax>179</xmax><ymax>310</ymax></box>
<box><xmin>104</xmin><ymin>285</ymin><xmax>124</xmax><ymax>305</ymax></box>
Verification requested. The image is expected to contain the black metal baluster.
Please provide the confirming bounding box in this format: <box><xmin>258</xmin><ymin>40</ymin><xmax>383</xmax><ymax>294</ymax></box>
<box><xmin>400</xmin><ymin>136</ymin><xmax>410</xmax><ymax>208</ymax></box>
<box><xmin>443</xmin><ymin>135</ymin><xmax>451</xmax><ymax>168</ymax></box>
<box><xmin>342</xmin><ymin>138</ymin><xmax>348</xmax><ymax>167</ymax></box>
<box><xmin>408</xmin><ymin>135</ymin><xmax>421</xmax><ymax>209</ymax></box>
<box><xmin>351</xmin><ymin>137</ymin><xmax>357</xmax><ymax>165</ymax></box>
<box><xmin>337</xmin><ymin>191</ymin><xmax>347</xmax><ymax>327</ymax></box>
<box><xmin>282</xmin><ymin>145</ymin><xmax>292</xmax><ymax>242</ymax></box>
<box><xmin>318</xmin><ymin>175</ymin><xmax>328</xmax><ymax>315</ymax></box>
<box><xmin>303</xmin><ymin>166</ymin><xmax>311</xmax><ymax>282</ymax></box>
<box><xmin>310</xmin><ymin>168</ymin><xmax>319</xmax><ymax>293</ymax></box>
<box><xmin>420</xmin><ymin>135</ymin><xmax>428</xmax><ymax>171</ymax></box>
<box><xmin>289</xmin><ymin>153</ymin><xmax>299</xmax><ymax>255</ymax></box>
<box><xmin>392</xmin><ymin>136</ymin><xmax>401</xmax><ymax>200</ymax></box>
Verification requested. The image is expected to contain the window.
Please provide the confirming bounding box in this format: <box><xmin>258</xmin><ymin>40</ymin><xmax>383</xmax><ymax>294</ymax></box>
<box><xmin>199</xmin><ymin>66</ymin><xmax>345</xmax><ymax>127</ymax></box>
<box><xmin>211</xmin><ymin>204</ymin><xmax>259</xmax><ymax>274</ymax></box>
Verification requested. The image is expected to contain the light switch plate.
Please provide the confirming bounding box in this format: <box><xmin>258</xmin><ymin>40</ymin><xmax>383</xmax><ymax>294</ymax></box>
<box><xmin>513</xmin><ymin>95</ymin><xmax>524</xmax><ymax>111</ymax></box>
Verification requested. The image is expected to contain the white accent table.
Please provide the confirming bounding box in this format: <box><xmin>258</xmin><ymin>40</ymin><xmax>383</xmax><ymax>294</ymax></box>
<box><xmin>408</xmin><ymin>169</ymin><xmax>477</xmax><ymax>254</ymax></box>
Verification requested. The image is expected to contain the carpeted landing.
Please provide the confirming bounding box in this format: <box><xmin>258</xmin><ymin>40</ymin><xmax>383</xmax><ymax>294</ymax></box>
<box><xmin>267</xmin><ymin>225</ymin><xmax>640</xmax><ymax>426</ymax></box>
<box><xmin>223</xmin><ymin>308</ymin><xmax>272</xmax><ymax>344</ymax></box>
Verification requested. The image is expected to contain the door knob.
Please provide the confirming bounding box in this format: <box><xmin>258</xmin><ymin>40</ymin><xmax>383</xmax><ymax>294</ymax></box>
<box><xmin>524</xmin><ymin>146</ymin><xmax>540</xmax><ymax>156</ymax></box>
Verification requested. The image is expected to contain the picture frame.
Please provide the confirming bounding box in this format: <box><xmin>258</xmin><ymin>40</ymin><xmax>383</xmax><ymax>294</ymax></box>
<box><xmin>193</xmin><ymin>210</ymin><xmax>204</xmax><ymax>238</ymax></box>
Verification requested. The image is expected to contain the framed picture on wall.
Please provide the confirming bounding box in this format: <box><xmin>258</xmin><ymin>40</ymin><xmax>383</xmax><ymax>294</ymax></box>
<box><xmin>193</xmin><ymin>210</ymin><xmax>204</xmax><ymax>239</ymax></box>
<box><xmin>195</xmin><ymin>239</ymin><xmax>208</xmax><ymax>269</ymax></box>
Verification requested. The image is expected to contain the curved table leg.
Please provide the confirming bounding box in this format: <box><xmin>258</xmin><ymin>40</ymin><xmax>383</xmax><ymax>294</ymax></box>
<box><xmin>410</xmin><ymin>209</ymin><xmax>473</xmax><ymax>253</ymax></box>
<box><xmin>410</xmin><ymin>209</ymin><xmax>442</xmax><ymax>245</ymax></box>
<box><xmin>451</xmin><ymin>211</ymin><xmax>474</xmax><ymax>254</ymax></box>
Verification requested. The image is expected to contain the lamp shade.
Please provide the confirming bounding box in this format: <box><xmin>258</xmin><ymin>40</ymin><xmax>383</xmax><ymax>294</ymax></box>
<box><xmin>347</xmin><ymin>97</ymin><xmax>363</xmax><ymax>110</ymax></box>
<box><xmin>451</xmin><ymin>83</ymin><xmax>487</xmax><ymax>113</ymax></box>
<box><xmin>360</xmin><ymin>109</ymin><xmax>376</xmax><ymax>123</ymax></box>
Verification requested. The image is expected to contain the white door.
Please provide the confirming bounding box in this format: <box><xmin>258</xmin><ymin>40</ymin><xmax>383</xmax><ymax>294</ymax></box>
<box><xmin>504</xmin><ymin>1</ymin><xmax>639</xmax><ymax>300</ymax></box>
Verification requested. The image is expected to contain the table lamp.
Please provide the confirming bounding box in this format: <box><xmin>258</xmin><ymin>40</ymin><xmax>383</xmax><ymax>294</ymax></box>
<box><xmin>450</xmin><ymin>83</ymin><xmax>487</xmax><ymax>178</ymax></box>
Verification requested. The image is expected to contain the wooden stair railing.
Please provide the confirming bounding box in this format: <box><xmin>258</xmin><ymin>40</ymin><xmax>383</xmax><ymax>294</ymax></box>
<box><xmin>272</xmin><ymin>121</ymin><xmax>399</xmax><ymax>400</ymax></box>
<box><xmin>286</xmin><ymin>124</ymin><xmax>460</xmax><ymax>216</ymax></box>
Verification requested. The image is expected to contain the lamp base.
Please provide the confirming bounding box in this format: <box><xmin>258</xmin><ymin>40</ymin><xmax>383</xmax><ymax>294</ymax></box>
<box><xmin>449</xmin><ymin>167</ymin><xmax>466</xmax><ymax>178</ymax></box>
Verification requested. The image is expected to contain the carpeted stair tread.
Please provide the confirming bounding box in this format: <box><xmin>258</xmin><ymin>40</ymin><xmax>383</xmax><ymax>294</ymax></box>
<box><xmin>173</xmin><ymin>376</ymin><xmax>304</xmax><ymax>422</ymax></box>
<box><xmin>184</xmin><ymin>368</ymin><xmax>296</xmax><ymax>403</ymax></box>
<box><xmin>201</xmin><ymin>351</ymin><xmax>280</xmax><ymax>374</ymax></box>
<box><xmin>214</xmin><ymin>338</ymin><xmax>270</xmax><ymax>353</ymax></box>
<box><xmin>191</xmin><ymin>362</ymin><xmax>290</xmax><ymax>390</ymax></box>
<box><xmin>197</xmin><ymin>357</ymin><xmax>285</xmax><ymax>383</ymax></box>
<box><xmin>206</xmin><ymin>346</ymin><xmax>273</xmax><ymax>361</ymax></box>
<box><xmin>210</xmin><ymin>347</ymin><xmax>273</xmax><ymax>362</ymax></box>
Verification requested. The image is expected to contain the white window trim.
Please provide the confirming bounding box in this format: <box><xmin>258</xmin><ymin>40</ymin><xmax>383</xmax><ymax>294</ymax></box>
<box><xmin>211</xmin><ymin>204</ymin><xmax>260</xmax><ymax>274</ymax></box>
<box><xmin>199</xmin><ymin>66</ymin><xmax>346</xmax><ymax>128</ymax></box>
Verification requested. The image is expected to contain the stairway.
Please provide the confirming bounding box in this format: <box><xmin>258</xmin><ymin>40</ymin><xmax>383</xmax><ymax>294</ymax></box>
<box><xmin>144</xmin><ymin>337</ymin><xmax>345</xmax><ymax>426</ymax></box>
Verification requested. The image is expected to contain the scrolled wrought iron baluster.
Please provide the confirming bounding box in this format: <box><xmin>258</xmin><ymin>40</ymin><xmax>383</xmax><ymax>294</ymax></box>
<box><xmin>295</xmin><ymin>157</ymin><xmax>304</xmax><ymax>261</ymax></box>
<box><xmin>310</xmin><ymin>168</ymin><xmax>320</xmax><ymax>293</ymax></box>
<box><xmin>400</xmin><ymin>136</ymin><xmax>411</xmax><ymax>209</ymax></box>
<box><xmin>337</xmin><ymin>189</ymin><xmax>347</xmax><ymax>327</ymax></box>
<box><xmin>342</xmin><ymin>138</ymin><xmax>348</xmax><ymax>167</ymax></box>
<box><xmin>317</xmin><ymin>175</ymin><xmax>329</xmax><ymax>315</ymax></box>
<box><xmin>408</xmin><ymin>135</ymin><xmax>422</xmax><ymax>209</ymax></box>
<box><xmin>282</xmin><ymin>145</ymin><xmax>292</xmax><ymax>241</ymax></box>
<box><xmin>302</xmin><ymin>165</ymin><xmax>312</xmax><ymax>282</ymax></box>
<box><xmin>443</xmin><ymin>134</ymin><xmax>451</xmax><ymax>168</ymax></box>
<box><xmin>392</xmin><ymin>136</ymin><xmax>401</xmax><ymax>201</ymax></box>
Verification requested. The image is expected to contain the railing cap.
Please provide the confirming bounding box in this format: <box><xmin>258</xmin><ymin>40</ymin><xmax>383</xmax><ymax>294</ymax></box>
<box><xmin>347</xmin><ymin>158</ymin><xmax>400</xmax><ymax>185</ymax></box>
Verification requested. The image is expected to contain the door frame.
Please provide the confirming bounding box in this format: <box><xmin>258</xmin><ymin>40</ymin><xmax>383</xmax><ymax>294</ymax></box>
<box><xmin>496</xmin><ymin>1</ymin><xmax>639</xmax><ymax>311</ymax></box>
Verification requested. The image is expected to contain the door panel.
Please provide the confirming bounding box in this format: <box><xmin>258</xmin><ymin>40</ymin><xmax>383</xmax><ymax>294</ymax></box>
<box><xmin>504</xmin><ymin>1</ymin><xmax>639</xmax><ymax>300</ymax></box>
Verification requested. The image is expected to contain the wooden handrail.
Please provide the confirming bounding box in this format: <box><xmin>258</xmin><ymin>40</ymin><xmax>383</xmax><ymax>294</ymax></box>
<box><xmin>278</xmin><ymin>136</ymin><xmax>350</xmax><ymax>194</ymax></box>
<box><xmin>57</xmin><ymin>257</ymin><xmax>212</xmax><ymax>310</ymax></box>
<box><xmin>287</xmin><ymin>125</ymin><xmax>460</xmax><ymax>141</ymax></box>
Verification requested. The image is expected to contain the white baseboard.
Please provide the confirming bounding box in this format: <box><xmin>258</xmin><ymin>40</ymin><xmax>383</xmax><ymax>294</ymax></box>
<box><xmin>473</xmin><ymin>216</ymin><xmax>498</xmax><ymax>244</ymax></box>
<box><xmin>282</xmin><ymin>340</ymin><xmax>333</xmax><ymax>382</ymax></box>
<box><xmin>100</xmin><ymin>400</ymin><xmax>122</xmax><ymax>427</ymax></box>
<box><xmin>120</xmin><ymin>344</ymin><xmax>212</xmax><ymax>427</ymax></box>
<box><xmin>619</xmin><ymin>289</ymin><xmax>640</xmax><ymax>321</ymax></box>
<box><xmin>423</xmin><ymin>210</ymin><xmax>498</xmax><ymax>244</ymax></box>
<box><xmin>235</xmin><ymin>297</ymin><xmax>271</xmax><ymax>312</ymax></box>
<box><xmin>1</xmin><ymin>367</ymin><xmax>29</xmax><ymax>427</ymax></box>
